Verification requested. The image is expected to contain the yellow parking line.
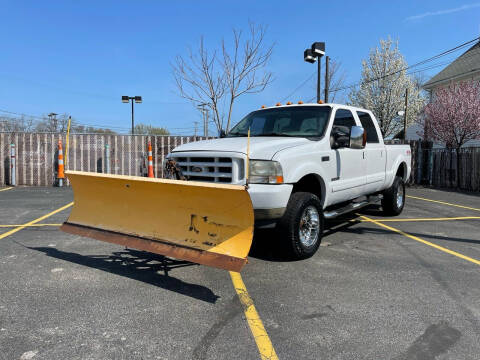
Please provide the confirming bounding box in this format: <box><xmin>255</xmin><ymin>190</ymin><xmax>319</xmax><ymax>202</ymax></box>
<box><xmin>0</xmin><ymin>187</ymin><xmax>13</xmax><ymax>192</ymax></box>
<box><xmin>0</xmin><ymin>202</ymin><xmax>73</xmax><ymax>240</ymax></box>
<box><xmin>361</xmin><ymin>216</ymin><xmax>480</xmax><ymax>222</ymax></box>
<box><xmin>229</xmin><ymin>271</ymin><xmax>279</xmax><ymax>360</ymax></box>
<box><xmin>361</xmin><ymin>215</ymin><xmax>480</xmax><ymax>266</ymax></box>
<box><xmin>407</xmin><ymin>195</ymin><xmax>480</xmax><ymax>212</ymax></box>
<box><xmin>0</xmin><ymin>223</ymin><xmax>62</xmax><ymax>228</ymax></box>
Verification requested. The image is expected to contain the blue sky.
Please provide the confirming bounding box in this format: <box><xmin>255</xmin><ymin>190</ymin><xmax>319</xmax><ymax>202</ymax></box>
<box><xmin>1</xmin><ymin>0</ymin><xmax>479</xmax><ymax>135</ymax></box>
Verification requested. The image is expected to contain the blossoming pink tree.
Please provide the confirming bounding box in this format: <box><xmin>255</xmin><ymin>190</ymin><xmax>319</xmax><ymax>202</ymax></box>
<box><xmin>419</xmin><ymin>80</ymin><xmax>480</xmax><ymax>186</ymax></box>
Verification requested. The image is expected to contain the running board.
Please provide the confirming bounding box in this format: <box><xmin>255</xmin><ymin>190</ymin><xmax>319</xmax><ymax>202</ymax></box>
<box><xmin>324</xmin><ymin>195</ymin><xmax>381</xmax><ymax>220</ymax></box>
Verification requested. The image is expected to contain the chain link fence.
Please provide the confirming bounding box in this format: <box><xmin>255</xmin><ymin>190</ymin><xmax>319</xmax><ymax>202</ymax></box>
<box><xmin>0</xmin><ymin>133</ymin><xmax>211</xmax><ymax>186</ymax></box>
<box><xmin>2</xmin><ymin>134</ymin><xmax>479</xmax><ymax>191</ymax></box>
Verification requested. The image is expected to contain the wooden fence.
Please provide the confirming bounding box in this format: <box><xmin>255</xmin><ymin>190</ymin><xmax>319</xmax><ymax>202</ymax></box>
<box><xmin>0</xmin><ymin>133</ymin><xmax>210</xmax><ymax>186</ymax></box>
<box><xmin>409</xmin><ymin>141</ymin><xmax>480</xmax><ymax>191</ymax></box>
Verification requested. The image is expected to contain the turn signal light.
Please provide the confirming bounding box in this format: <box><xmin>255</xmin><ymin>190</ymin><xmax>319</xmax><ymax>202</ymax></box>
<box><xmin>276</xmin><ymin>176</ymin><xmax>284</xmax><ymax>184</ymax></box>
<box><xmin>261</xmin><ymin>105</ymin><xmax>266</xmax><ymax>109</ymax></box>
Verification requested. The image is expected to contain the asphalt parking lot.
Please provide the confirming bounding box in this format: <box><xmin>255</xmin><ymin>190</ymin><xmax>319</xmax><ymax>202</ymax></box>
<box><xmin>0</xmin><ymin>186</ymin><xmax>479</xmax><ymax>360</ymax></box>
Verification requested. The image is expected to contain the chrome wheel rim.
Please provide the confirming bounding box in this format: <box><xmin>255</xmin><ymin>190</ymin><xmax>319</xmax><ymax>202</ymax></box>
<box><xmin>299</xmin><ymin>206</ymin><xmax>320</xmax><ymax>247</ymax></box>
<box><xmin>396</xmin><ymin>183</ymin><xmax>404</xmax><ymax>209</ymax></box>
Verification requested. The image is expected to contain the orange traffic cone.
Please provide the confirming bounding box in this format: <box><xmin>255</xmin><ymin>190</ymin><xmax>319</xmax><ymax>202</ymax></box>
<box><xmin>147</xmin><ymin>141</ymin><xmax>154</xmax><ymax>178</ymax></box>
<box><xmin>58</xmin><ymin>140</ymin><xmax>65</xmax><ymax>186</ymax></box>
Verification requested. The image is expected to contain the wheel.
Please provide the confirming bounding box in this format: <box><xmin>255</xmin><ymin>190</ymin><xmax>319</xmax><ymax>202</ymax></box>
<box><xmin>277</xmin><ymin>192</ymin><xmax>323</xmax><ymax>259</ymax></box>
<box><xmin>382</xmin><ymin>176</ymin><xmax>405</xmax><ymax>216</ymax></box>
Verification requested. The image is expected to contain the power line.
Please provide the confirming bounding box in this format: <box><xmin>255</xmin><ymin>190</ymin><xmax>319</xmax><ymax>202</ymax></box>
<box><xmin>0</xmin><ymin>108</ymin><xmax>132</xmax><ymax>132</ymax></box>
<box><xmin>0</xmin><ymin>73</ymin><xmax>188</xmax><ymax>105</ymax></box>
<box><xmin>328</xmin><ymin>36</ymin><xmax>480</xmax><ymax>94</ymax></box>
<box><xmin>294</xmin><ymin>36</ymin><xmax>480</xmax><ymax>102</ymax></box>
<box><xmin>279</xmin><ymin>72</ymin><xmax>316</xmax><ymax>103</ymax></box>
<box><xmin>0</xmin><ymin>107</ymin><xmax>200</xmax><ymax>135</ymax></box>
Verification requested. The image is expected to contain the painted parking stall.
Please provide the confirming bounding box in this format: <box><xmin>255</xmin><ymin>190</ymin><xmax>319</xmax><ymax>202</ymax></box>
<box><xmin>1</xmin><ymin>186</ymin><xmax>479</xmax><ymax>359</ymax></box>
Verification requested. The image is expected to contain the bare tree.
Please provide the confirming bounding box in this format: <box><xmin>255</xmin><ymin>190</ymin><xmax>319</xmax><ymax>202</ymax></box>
<box><xmin>173</xmin><ymin>38</ymin><xmax>225</xmax><ymax>133</ymax></box>
<box><xmin>172</xmin><ymin>22</ymin><xmax>274</xmax><ymax>134</ymax></box>
<box><xmin>222</xmin><ymin>23</ymin><xmax>273</xmax><ymax>132</ymax></box>
<box><xmin>34</xmin><ymin>113</ymin><xmax>72</xmax><ymax>133</ymax></box>
<box><xmin>0</xmin><ymin>115</ymin><xmax>35</xmax><ymax>132</ymax></box>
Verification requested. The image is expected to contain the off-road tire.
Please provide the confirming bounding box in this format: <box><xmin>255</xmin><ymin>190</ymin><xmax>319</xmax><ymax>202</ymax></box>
<box><xmin>382</xmin><ymin>176</ymin><xmax>405</xmax><ymax>216</ymax></box>
<box><xmin>277</xmin><ymin>192</ymin><xmax>323</xmax><ymax>260</ymax></box>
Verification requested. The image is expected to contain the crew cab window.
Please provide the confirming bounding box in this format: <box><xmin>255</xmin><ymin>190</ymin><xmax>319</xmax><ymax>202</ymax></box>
<box><xmin>357</xmin><ymin>111</ymin><xmax>379</xmax><ymax>143</ymax></box>
<box><xmin>332</xmin><ymin>109</ymin><xmax>356</xmax><ymax>130</ymax></box>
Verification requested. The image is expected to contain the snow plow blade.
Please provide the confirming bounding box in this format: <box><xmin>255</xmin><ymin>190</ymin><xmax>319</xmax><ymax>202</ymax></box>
<box><xmin>61</xmin><ymin>171</ymin><xmax>254</xmax><ymax>272</ymax></box>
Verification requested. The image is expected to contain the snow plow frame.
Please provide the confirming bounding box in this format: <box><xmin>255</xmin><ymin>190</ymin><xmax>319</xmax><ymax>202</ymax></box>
<box><xmin>61</xmin><ymin>171</ymin><xmax>254</xmax><ymax>272</ymax></box>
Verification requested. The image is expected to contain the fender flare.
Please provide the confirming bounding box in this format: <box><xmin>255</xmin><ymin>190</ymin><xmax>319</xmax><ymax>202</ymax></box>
<box><xmin>286</xmin><ymin>163</ymin><xmax>329</xmax><ymax>208</ymax></box>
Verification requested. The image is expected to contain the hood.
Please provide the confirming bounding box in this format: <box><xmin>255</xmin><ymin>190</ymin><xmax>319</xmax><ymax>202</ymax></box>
<box><xmin>172</xmin><ymin>137</ymin><xmax>311</xmax><ymax>160</ymax></box>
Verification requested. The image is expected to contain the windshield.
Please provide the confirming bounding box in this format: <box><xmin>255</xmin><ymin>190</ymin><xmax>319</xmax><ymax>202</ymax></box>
<box><xmin>228</xmin><ymin>106</ymin><xmax>331</xmax><ymax>138</ymax></box>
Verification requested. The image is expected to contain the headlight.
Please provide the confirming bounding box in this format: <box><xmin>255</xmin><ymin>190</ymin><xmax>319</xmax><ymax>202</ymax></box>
<box><xmin>248</xmin><ymin>160</ymin><xmax>284</xmax><ymax>184</ymax></box>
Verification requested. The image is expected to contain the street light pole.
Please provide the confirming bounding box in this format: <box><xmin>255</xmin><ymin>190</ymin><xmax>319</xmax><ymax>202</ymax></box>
<box><xmin>122</xmin><ymin>96</ymin><xmax>142</xmax><ymax>135</ymax></box>
<box><xmin>131</xmin><ymin>100</ymin><xmax>134</xmax><ymax>135</ymax></box>
<box><xmin>304</xmin><ymin>42</ymin><xmax>325</xmax><ymax>103</ymax></box>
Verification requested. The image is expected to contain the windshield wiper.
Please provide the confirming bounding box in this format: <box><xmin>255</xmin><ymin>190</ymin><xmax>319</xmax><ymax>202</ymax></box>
<box><xmin>226</xmin><ymin>133</ymin><xmax>247</xmax><ymax>137</ymax></box>
<box><xmin>259</xmin><ymin>132</ymin><xmax>296</xmax><ymax>137</ymax></box>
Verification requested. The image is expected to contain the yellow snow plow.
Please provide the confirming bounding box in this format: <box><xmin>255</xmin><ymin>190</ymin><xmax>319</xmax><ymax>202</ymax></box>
<box><xmin>60</xmin><ymin>171</ymin><xmax>254</xmax><ymax>271</ymax></box>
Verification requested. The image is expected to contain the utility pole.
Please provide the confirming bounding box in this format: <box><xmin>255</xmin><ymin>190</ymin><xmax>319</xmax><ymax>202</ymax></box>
<box><xmin>204</xmin><ymin>108</ymin><xmax>209</xmax><ymax>137</ymax></box>
<box><xmin>316</xmin><ymin>56</ymin><xmax>322</xmax><ymax>103</ymax></box>
<box><xmin>194</xmin><ymin>121</ymin><xmax>198</xmax><ymax>137</ymax></box>
<box><xmin>403</xmin><ymin>88</ymin><xmax>409</xmax><ymax>142</ymax></box>
<box><xmin>324</xmin><ymin>56</ymin><xmax>329</xmax><ymax>103</ymax></box>
<box><xmin>197</xmin><ymin>103</ymin><xmax>208</xmax><ymax>137</ymax></box>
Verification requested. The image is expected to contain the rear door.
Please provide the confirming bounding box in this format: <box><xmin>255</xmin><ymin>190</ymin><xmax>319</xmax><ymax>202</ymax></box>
<box><xmin>329</xmin><ymin>108</ymin><xmax>366</xmax><ymax>201</ymax></box>
<box><xmin>357</xmin><ymin>111</ymin><xmax>386</xmax><ymax>193</ymax></box>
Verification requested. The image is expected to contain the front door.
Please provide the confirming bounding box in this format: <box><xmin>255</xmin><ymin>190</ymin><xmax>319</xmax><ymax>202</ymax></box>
<box><xmin>328</xmin><ymin>108</ymin><xmax>366</xmax><ymax>202</ymax></box>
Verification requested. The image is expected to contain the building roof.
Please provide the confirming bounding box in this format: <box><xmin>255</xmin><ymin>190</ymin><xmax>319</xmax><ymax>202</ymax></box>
<box><xmin>423</xmin><ymin>41</ymin><xmax>480</xmax><ymax>90</ymax></box>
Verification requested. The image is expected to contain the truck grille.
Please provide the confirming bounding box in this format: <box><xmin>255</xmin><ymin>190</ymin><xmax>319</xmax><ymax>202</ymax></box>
<box><xmin>169</xmin><ymin>155</ymin><xmax>244</xmax><ymax>183</ymax></box>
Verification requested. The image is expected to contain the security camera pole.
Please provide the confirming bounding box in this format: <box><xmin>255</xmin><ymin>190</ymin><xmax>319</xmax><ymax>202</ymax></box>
<box><xmin>122</xmin><ymin>96</ymin><xmax>142</xmax><ymax>135</ymax></box>
<box><xmin>304</xmin><ymin>42</ymin><xmax>325</xmax><ymax>103</ymax></box>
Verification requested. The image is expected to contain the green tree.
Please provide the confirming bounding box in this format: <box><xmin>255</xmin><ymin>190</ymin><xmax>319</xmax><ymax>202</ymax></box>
<box><xmin>134</xmin><ymin>123</ymin><xmax>170</xmax><ymax>135</ymax></box>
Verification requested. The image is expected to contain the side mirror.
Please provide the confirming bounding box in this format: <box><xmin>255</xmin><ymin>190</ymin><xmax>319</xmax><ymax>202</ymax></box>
<box><xmin>330</xmin><ymin>126</ymin><xmax>350</xmax><ymax>149</ymax></box>
<box><xmin>350</xmin><ymin>126</ymin><xmax>366</xmax><ymax>149</ymax></box>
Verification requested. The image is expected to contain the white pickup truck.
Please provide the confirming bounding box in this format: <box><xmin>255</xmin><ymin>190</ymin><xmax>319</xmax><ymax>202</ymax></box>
<box><xmin>167</xmin><ymin>103</ymin><xmax>411</xmax><ymax>259</ymax></box>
